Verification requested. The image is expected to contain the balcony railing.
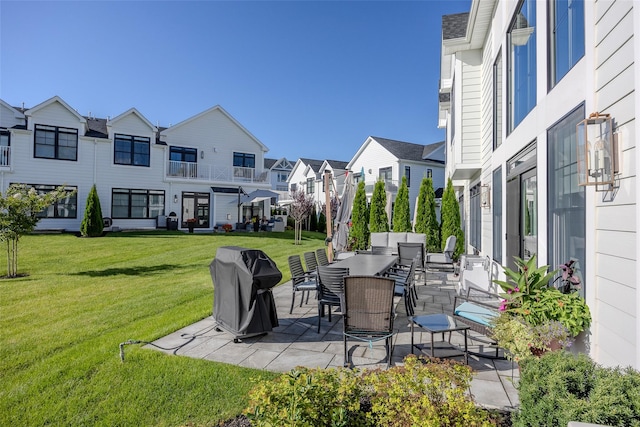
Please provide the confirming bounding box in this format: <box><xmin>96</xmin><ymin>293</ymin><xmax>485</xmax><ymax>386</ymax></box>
<box><xmin>0</xmin><ymin>146</ymin><xmax>10</xmax><ymax>167</ymax></box>
<box><xmin>166</xmin><ymin>160</ymin><xmax>268</xmax><ymax>183</ymax></box>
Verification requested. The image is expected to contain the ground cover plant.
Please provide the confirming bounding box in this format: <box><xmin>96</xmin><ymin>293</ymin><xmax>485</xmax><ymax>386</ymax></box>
<box><xmin>0</xmin><ymin>230</ymin><xmax>326</xmax><ymax>426</ymax></box>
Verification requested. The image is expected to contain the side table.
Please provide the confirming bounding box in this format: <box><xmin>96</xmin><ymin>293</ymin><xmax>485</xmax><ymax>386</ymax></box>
<box><xmin>411</xmin><ymin>313</ymin><xmax>470</xmax><ymax>364</ymax></box>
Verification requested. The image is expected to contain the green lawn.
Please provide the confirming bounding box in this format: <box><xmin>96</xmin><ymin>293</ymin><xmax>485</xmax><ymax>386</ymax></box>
<box><xmin>0</xmin><ymin>230</ymin><xmax>327</xmax><ymax>426</ymax></box>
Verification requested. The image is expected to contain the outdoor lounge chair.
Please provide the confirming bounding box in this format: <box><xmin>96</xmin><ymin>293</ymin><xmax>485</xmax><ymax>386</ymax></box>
<box><xmin>426</xmin><ymin>235</ymin><xmax>456</xmax><ymax>272</ymax></box>
<box><xmin>452</xmin><ymin>285</ymin><xmax>503</xmax><ymax>358</ymax></box>
<box><xmin>343</xmin><ymin>275</ymin><xmax>396</xmax><ymax>368</ymax></box>
<box><xmin>287</xmin><ymin>255</ymin><xmax>318</xmax><ymax>314</ymax></box>
<box><xmin>316</xmin><ymin>265</ymin><xmax>349</xmax><ymax>333</ymax></box>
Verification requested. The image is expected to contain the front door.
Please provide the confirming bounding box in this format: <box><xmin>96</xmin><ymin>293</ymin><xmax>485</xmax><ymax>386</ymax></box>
<box><xmin>182</xmin><ymin>192</ymin><xmax>210</xmax><ymax>228</ymax></box>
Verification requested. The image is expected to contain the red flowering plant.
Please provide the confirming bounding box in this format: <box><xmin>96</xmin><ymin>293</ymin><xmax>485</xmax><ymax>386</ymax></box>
<box><xmin>221</xmin><ymin>223</ymin><xmax>233</xmax><ymax>232</ymax></box>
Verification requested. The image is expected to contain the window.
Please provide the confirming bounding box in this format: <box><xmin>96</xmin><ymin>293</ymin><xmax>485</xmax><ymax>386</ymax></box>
<box><xmin>493</xmin><ymin>51</ymin><xmax>503</xmax><ymax>149</ymax></box>
<box><xmin>233</xmin><ymin>152</ymin><xmax>255</xmax><ymax>168</ymax></box>
<box><xmin>112</xmin><ymin>188</ymin><xmax>165</xmax><ymax>219</ymax></box>
<box><xmin>277</xmin><ymin>172</ymin><xmax>289</xmax><ymax>182</ymax></box>
<box><xmin>31</xmin><ymin>184</ymin><xmax>77</xmax><ymax>218</ymax></box>
<box><xmin>379</xmin><ymin>167</ymin><xmax>392</xmax><ymax>181</ymax></box>
<box><xmin>404</xmin><ymin>166</ymin><xmax>411</xmax><ymax>187</ymax></box>
<box><xmin>426</xmin><ymin>169</ymin><xmax>433</xmax><ymax>178</ymax></box>
<box><xmin>306</xmin><ymin>178</ymin><xmax>314</xmax><ymax>194</ymax></box>
<box><xmin>34</xmin><ymin>124</ymin><xmax>78</xmax><ymax>161</ymax></box>
<box><xmin>470</xmin><ymin>184</ymin><xmax>481</xmax><ymax>251</ymax></box>
<box><xmin>508</xmin><ymin>0</ymin><xmax>537</xmax><ymax>132</ymax></box>
<box><xmin>290</xmin><ymin>183</ymin><xmax>297</xmax><ymax>192</ymax></box>
<box><xmin>114</xmin><ymin>134</ymin><xmax>150</xmax><ymax>166</ymax></box>
<box><xmin>170</xmin><ymin>146</ymin><xmax>197</xmax><ymax>163</ymax></box>
<box><xmin>0</xmin><ymin>130</ymin><xmax>10</xmax><ymax>166</ymax></box>
<box><xmin>547</xmin><ymin>105</ymin><xmax>585</xmax><ymax>296</ymax></box>
<box><xmin>492</xmin><ymin>167</ymin><xmax>503</xmax><ymax>262</ymax></box>
<box><xmin>549</xmin><ymin>0</ymin><xmax>584</xmax><ymax>87</ymax></box>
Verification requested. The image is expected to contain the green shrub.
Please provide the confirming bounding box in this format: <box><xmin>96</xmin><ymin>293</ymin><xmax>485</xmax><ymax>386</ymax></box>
<box><xmin>516</xmin><ymin>350</ymin><xmax>640</xmax><ymax>427</ymax></box>
<box><xmin>349</xmin><ymin>181</ymin><xmax>370</xmax><ymax>250</ymax></box>
<box><xmin>246</xmin><ymin>366</ymin><xmax>368</xmax><ymax>427</ymax></box>
<box><xmin>246</xmin><ymin>356</ymin><xmax>493</xmax><ymax>427</ymax></box>
<box><xmin>392</xmin><ymin>176</ymin><xmax>411</xmax><ymax>232</ymax></box>
<box><xmin>369</xmin><ymin>180</ymin><xmax>389</xmax><ymax>233</ymax></box>
<box><xmin>363</xmin><ymin>356</ymin><xmax>492</xmax><ymax>426</ymax></box>
<box><xmin>80</xmin><ymin>184</ymin><xmax>104</xmax><ymax>237</ymax></box>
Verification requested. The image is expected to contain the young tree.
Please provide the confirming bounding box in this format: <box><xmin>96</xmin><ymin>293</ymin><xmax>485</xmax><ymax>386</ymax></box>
<box><xmin>0</xmin><ymin>184</ymin><xmax>74</xmax><ymax>277</ymax></box>
<box><xmin>348</xmin><ymin>181</ymin><xmax>369</xmax><ymax>250</ymax></box>
<box><xmin>369</xmin><ymin>180</ymin><xmax>389</xmax><ymax>233</ymax></box>
<box><xmin>289</xmin><ymin>188</ymin><xmax>314</xmax><ymax>245</ymax></box>
<box><xmin>392</xmin><ymin>176</ymin><xmax>411</xmax><ymax>232</ymax></box>
<box><xmin>80</xmin><ymin>184</ymin><xmax>104</xmax><ymax>237</ymax></box>
<box><xmin>414</xmin><ymin>178</ymin><xmax>440</xmax><ymax>252</ymax></box>
<box><xmin>440</xmin><ymin>177</ymin><xmax>465</xmax><ymax>259</ymax></box>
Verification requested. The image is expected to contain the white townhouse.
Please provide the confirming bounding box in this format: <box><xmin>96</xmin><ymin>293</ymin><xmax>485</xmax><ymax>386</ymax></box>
<box><xmin>347</xmin><ymin>136</ymin><xmax>446</xmax><ymax>225</ymax></box>
<box><xmin>264</xmin><ymin>157</ymin><xmax>293</xmax><ymax>193</ymax></box>
<box><xmin>439</xmin><ymin>0</ymin><xmax>639</xmax><ymax>368</ymax></box>
<box><xmin>0</xmin><ymin>96</ymin><xmax>274</xmax><ymax>232</ymax></box>
<box><xmin>287</xmin><ymin>158</ymin><xmax>349</xmax><ymax>213</ymax></box>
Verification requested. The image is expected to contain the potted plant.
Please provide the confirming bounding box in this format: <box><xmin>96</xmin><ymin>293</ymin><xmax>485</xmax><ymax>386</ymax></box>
<box><xmin>186</xmin><ymin>218</ymin><xmax>197</xmax><ymax>233</ymax></box>
<box><xmin>491</xmin><ymin>315</ymin><xmax>573</xmax><ymax>362</ymax></box>
<box><xmin>221</xmin><ymin>223</ymin><xmax>233</xmax><ymax>233</ymax></box>
<box><xmin>492</xmin><ymin>255</ymin><xmax>591</xmax><ymax>360</ymax></box>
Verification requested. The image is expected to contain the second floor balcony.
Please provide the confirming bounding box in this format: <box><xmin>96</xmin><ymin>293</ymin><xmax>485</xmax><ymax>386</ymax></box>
<box><xmin>166</xmin><ymin>160</ymin><xmax>268</xmax><ymax>184</ymax></box>
<box><xmin>364</xmin><ymin>179</ymin><xmax>398</xmax><ymax>194</ymax></box>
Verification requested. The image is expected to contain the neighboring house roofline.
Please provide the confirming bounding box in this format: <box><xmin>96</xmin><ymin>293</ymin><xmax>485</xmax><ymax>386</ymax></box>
<box><xmin>160</xmin><ymin>104</ymin><xmax>268</xmax><ymax>152</ymax></box>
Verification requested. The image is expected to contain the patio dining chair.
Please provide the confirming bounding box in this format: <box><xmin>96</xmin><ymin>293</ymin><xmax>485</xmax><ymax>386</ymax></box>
<box><xmin>389</xmin><ymin>256</ymin><xmax>417</xmax><ymax>316</ymax></box>
<box><xmin>316</xmin><ymin>265</ymin><xmax>349</xmax><ymax>333</ymax></box>
<box><xmin>315</xmin><ymin>248</ymin><xmax>331</xmax><ymax>266</ymax></box>
<box><xmin>397</xmin><ymin>241</ymin><xmax>426</xmax><ymax>285</ymax></box>
<box><xmin>287</xmin><ymin>255</ymin><xmax>318</xmax><ymax>314</ymax></box>
<box><xmin>303</xmin><ymin>251</ymin><xmax>319</xmax><ymax>276</ymax></box>
<box><xmin>343</xmin><ymin>275</ymin><xmax>396</xmax><ymax>368</ymax></box>
<box><xmin>371</xmin><ymin>245</ymin><xmax>394</xmax><ymax>256</ymax></box>
<box><xmin>426</xmin><ymin>235</ymin><xmax>456</xmax><ymax>272</ymax></box>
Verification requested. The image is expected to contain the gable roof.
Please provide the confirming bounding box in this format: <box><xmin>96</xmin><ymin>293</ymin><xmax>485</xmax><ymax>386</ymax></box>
<box><xmin>24</xmin><ymin>95</ymin><xmax>87</xmax><ymax>124</ymax></box>
<box><xmin>298</xmin><ymin>158</ymin><xmax>325</xmax><ymax>172</ymax></box>
<box><xmin>324</xmin><ymin>159</ymin><xmax>349</xmax><ymax>170</ymax></box>
<box><xmin>371</xmin><ymin>136</ymin><xmax>428</xmax><ymax>162</ymax></box>
<box><xmin>264</xmin><ymin>158</ymin><xmax>277</xmax><ymax>169</ymax></box>
<box><xmin>108</xmin><ymin>107</ymin><xmax>157</xmax><ymax>132</ymax></box>
<box><xmin>422</xmin><ymin>141</ymin><xmax>445</xmax><ymax>161</ymax></box>
<box><xmin>160</xmin><ymin>105</ymin><xmax>268</xmax><ymax>152</ymax></box>
<box><xmin>0</xmin><ymin>99</ymin><xmax>25</xmax><ymax>120</ymax></box>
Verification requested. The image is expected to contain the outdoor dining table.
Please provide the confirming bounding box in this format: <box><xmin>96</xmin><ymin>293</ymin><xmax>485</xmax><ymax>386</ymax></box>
<box><xmin>328</xmin><ymin>254</ymin><xmax>398</xmax><ymax>276</ymax></box>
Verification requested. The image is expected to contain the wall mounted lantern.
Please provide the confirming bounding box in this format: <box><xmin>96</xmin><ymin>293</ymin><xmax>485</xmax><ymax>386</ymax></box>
<box><xmin>576</xmin><ymin>112</ymin><xmax>617</xmax><ymax>191</ymax></box>
<box><xmin>481</xmin><ymin>185</ymin><xmax>490</xmax><ymax>208</ymax></box>
<box><xmin>173</xmin><ymin>194</ymin><xmax>178</xmax><ymax>204</ymax></box>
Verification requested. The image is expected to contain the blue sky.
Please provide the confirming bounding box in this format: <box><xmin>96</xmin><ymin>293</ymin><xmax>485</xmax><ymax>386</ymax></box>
<box><xmin>1</xmin><ymin>0</ymin><xmax>470</xmax><ymax>162</ymax></box>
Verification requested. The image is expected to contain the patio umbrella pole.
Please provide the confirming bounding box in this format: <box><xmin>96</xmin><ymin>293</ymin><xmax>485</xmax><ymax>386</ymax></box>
<box><xmin>324</xmin><ymin>171</ymin><xmax>333</xmax><ymax>262</ymax></box>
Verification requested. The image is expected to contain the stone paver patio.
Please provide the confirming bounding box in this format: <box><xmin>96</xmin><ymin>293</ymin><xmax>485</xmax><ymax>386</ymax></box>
<box><xmin>148</xmin><ymin>270</ymin><xmax>519</xmax><ymax>410</ymax></box>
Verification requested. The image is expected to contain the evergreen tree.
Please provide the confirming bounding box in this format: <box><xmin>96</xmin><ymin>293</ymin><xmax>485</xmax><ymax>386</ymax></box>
<box><xmin>440</xmin><ymin>177</ymin><xmax>465</xmax><ymax>259</ymax></box>
<box><xmin>392</xmin><ymin>176</ymin><xmax>411</xmax><ymax>232</ymax></box>
<box><xmin>414</xmin><ymin>178</ymin><xmax>429</xmax><ymax>234</ymax></box>
<box><xmin>81</xmin><ymin>184</ymin><xmax>104</xmax><ymax>237</ymax></box>
<box><xmin>310</xmin><ymin>206</ymin><xmax>318</xmax><ymax>232</ymax></box>
<box><xmin>369</xmin><ymin>180</ymin><xmax>389</xmax><ymax>233</ymax></box>
<box><xmin>415</xmin><ymin>178</ymin><xmax>440</xmax><ymax>252</ymax></box>
<box><xmin>318</xmin><ymin>210</ymin><xmax>326</xmax><ymax>234</ymax></box>
<box><xmin>348</xmin><ymin>181</ymin><xmax>369</xmax><ymax>250</ymax></box>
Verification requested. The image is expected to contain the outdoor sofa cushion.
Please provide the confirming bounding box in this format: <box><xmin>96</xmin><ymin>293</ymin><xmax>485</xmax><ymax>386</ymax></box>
<box><xmin>454</xmin><ymin>301</ymin><xmax>499</xmax><ymax>327</ymax></box>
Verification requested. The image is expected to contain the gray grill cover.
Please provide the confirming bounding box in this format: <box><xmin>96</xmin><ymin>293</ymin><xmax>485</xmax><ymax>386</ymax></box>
<box><xmin>210</xmin><ymin>246</ymin><xmax>281</xmax><ymax>338</ymax></box>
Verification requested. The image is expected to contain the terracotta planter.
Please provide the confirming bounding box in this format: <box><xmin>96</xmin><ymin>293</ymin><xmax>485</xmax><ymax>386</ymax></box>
<box><xmin>530</xmin><ymin>338</ymin><xmax>563</xmax><ymax>357</ymax></box>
